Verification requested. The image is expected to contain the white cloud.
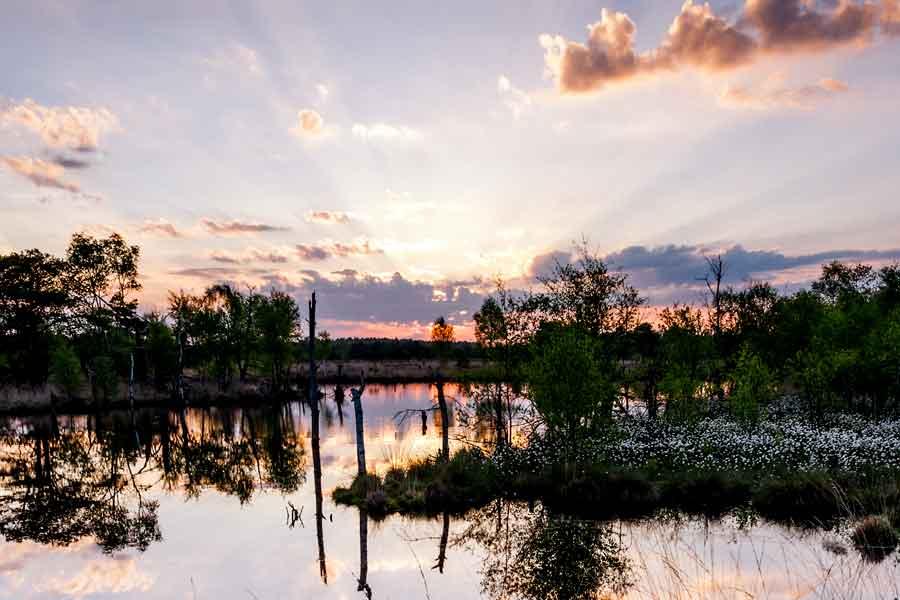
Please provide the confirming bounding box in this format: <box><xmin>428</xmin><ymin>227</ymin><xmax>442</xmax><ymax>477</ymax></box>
<box><xmin>351</xmin><ymin>122</ymin><xmax>423</xmax><ymax>142</ymax></box>
<box><xmin>204</xmin><ymin>43</ymin><xmax>263</xmax><ymax>77</ymax></box>
<box><xmin>0</xmin><ymin>98</ymin><xmax>120</xmax><ymax>151</ymax></box>
<box><xmin>720</xmin><ymin>77</ymin><xmax>850</xmax><ymax>111</ymax></box>
<box><xmin>497</xmin><ymin>75</ymin><xmax>532</xmax><ymax>119</ymax></box>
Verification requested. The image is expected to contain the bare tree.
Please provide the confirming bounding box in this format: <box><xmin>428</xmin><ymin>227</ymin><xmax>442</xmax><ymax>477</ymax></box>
<box><xmin>350</xmin><ymin>374</ymin><xmax>367</xmax><ymax>477</ymax></box>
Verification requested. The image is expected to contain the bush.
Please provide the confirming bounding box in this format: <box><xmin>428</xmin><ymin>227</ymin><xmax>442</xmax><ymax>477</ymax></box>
<box><xmin>728</xmin><ymin>345</ymin><xmax>776</xmax><ymax>425</ymax></box>
<box><xmin>528</xmin><ymin>328</ymin><xmax>617</xmax><ymax>455</ymax></box>
<box><xmin>659</xmin><ymin>364</ymin><xmax>704</xmax><ymax>423</ymax></box>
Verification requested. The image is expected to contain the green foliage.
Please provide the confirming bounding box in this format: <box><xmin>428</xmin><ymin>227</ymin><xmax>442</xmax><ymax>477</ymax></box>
<box><xmin>528</xmin><ymin>327</ymin><xmax>616</xmax><ymax>449</ymax></box>
<box><xmin>49</xmin><ymin>338</ymin><xmax>82</xmax><ymax>399</ymax></box>
<box><xmin>145</xmin><ymin>317</ymin><xmax>178</xmax><ymax>391</ymax></box>
<box><xmin>534</xmin><ymin>242</ymin><xmax>645</xmax><ymax>336</ymax></box>
<box><xmin>728</xmin><ymin>345</ymin><xmax>776</xmax><ymax>425</ymax></box>
<box><xmin>256</xmin><ymin>291</ymin><xmax>300</xmax><ymax>392</ymax></box>
<box><xmin>658</xmin><ymin>363</ymin><xmax>704</xmax><ymax>422</ymax></box>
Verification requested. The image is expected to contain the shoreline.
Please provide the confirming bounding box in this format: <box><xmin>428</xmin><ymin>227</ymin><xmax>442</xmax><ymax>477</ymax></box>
<box><xmin>0</xmin><ymin>359</ymin><xmax>495</xmax><ymax>415</ymax></box>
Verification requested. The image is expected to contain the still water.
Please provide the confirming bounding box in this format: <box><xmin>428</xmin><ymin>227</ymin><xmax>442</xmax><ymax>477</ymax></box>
<box><xmin>0</xmin><ymin>383</ymin><xmax>897</xmax><ymax>599</ymax></box>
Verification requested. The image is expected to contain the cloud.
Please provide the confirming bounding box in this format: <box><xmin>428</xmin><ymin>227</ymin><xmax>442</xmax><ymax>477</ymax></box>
<box><xmin>540</xmin><ymin>1</ymin><xmax>890</xmax><ymax>95</ymax></box>
<box><xmin>883</xmin><ymin>0</ymin><xmax>900</xmax><ymax>34</ymax></box>
<box><xmin>351</xmin><ymin>122</ymin><xmax>423</xmax><ymax>142</ymax></box>
<box><xmin>291</xmin><ymin>109</ymin><xmax>325</xmax><ymax>138</ymax></box>
<box><xmin>138</xmin><ymin>218</ymin><xmax>182</xmax><ymax>238</ymax></box>
<box><xmin>316</xmin><ymin>83</ymin><xmax>330</xmax><ymax>99</ymax></box>
<box><xmin>37</xmin><ymin>556</ymin><xmax>153</xmax><ymax>598</ymax></box>
<box><xmin>263</xmin><ymin>270</ymin><xmax>485</xmax><ymax>325</ymax></box>
<box><xmin>1</xmin><ymin>156</ymin><xmax>81</xmax><ymax>193</ymax></box>
<box><xmin>497</xmin><ymin>75</ymin><xmax>533</xmax><ymax>119</ymax></box>
<box><xmin>305</xmin><ymin>210</ymin><xmax>350</xmax><ymax>225</ymax></box>
<box><xmin>719</xmin><ymin>77</ymin><xmax>850</xmax><ymax>109</ymax></box>
<box><xmin>296</xmin><ymin>239</ymin><xmax>384</xmax><ymax>261</ymax></box>
<box><xmin>296</xmin><ymin>244</ymin><xmax>331</xmax><ymax>261</ymax></box>
<box><xmin>201</xmin><ymin>218</ymin><xmax>289</xmax><ymax>235</ymax></box>
<box><xmin>0</xmin><ymin>98</ymin><xmax>119</xmax><ymax>152</ymax></box>
<box><xmin>526</xmin><ymin>250</ymin><xmax>573</xmax><ymax>279</ymax></box>
<box><xmin>603</xmin><ymin>243</ymin><xmax>900</xmax><ymax>290</ymax></box>
<box><xmin>332</xmin><ymin>240</ymin><xmax>383</xmax><ymax>257</ymax></box>
<box><xmin>210</xmin><ymin>247</ymin><xmax>291</xmax><ymax>264</ymax></box>
<box><xmin>204</xmin><ymin>43</ymin><xmax>262</xmax><ymax>76</ymax></box>
<box><xmin>658</xmin><ymin>1</ymin><xmax>758</xmax><ymax>69</ymax></box>
<box><xmin>743</xmin><ymin>0</ymin><xmax>878</xmax><ymax>52</ymax></box>
<box><xmin>50</xmin><ymin>154</ymin><xmax>91</xmax><ymax>169</ymax></box>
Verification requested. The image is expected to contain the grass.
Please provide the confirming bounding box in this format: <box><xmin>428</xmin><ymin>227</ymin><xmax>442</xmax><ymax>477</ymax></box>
<box><xmin>851</xmin><ymin>515</ymin><xmax>899</xmax><ymax>562</ymax></box>
<box><xmin>334</xmin><ymin>448</ymin><xmax>900</xmax><ymax>535</ymax></box>
<box><xmin>333</xmin><ymin>447</ymin><xmax>498</xmax><ymax>514</ymax></box>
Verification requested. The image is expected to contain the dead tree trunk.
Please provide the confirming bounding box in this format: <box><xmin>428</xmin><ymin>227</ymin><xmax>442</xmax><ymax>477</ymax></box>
<box><xmin>351</xmin><ymin>375</ymin><xmax>367</xmax><ymax>477</ymax></box>
<box><xmin>436</xmin><ymin>375</ymin><xmax>449</xmax><ymax>463</ymax></box>
<box><xmin>308</xmin><ymin>292</ymin><xmax>327</xmax><ymax>583</ymax></box>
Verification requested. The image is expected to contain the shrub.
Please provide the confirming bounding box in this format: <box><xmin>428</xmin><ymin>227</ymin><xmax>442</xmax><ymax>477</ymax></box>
<box><xmin>728</xmin><ymin>345</ymin><xmax>776</xmax><ymax>425</ymax></box>
<box><xmin>659</xmin><ymin>364</ymin><xmax>704</xmax><ymax>423</ymax></box>
<box><xmin>528</xmin><ymin>328</ymin><xmax>617</xmax><ymax>456</ymax></box>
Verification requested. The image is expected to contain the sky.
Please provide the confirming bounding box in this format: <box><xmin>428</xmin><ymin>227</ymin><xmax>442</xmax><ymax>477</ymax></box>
<box><xmin>2</xmin><ymin>0</ymin><xmax>900</xmax><ymax>338</ymax></box>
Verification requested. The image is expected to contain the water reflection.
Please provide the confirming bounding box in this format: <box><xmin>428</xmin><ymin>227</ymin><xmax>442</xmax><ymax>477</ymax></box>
<box><xmin>0</xmin><ymin>384</ymin><xmax>896</xmax><ymax>599</ymax></box>
<box><xmin>459</xmin><ymin>501</ymin><xmax>631</xmax><ymax>600</ymax></box>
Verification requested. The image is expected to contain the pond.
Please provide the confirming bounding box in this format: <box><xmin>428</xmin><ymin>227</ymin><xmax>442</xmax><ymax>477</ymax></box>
<box><xmin>0</xmin><ymin>383</ymin><xmax>897</xmax><ymax>599</ymax></box>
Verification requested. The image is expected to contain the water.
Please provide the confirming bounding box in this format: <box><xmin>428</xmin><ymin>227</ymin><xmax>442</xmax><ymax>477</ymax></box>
<box><xmin>0</xmin><ymin>383</ymin><xmax>897</xmax><ymax>599</ymax></box>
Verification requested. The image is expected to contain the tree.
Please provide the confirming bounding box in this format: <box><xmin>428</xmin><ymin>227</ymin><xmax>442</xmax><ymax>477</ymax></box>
<box><xmin>474</xmin><ymin>297</ymin><xmax>507</xmax><ymax>353</ymax></box>
<box><xmin>528</xmin><ymin>327</ymin><xmax>616</xmax><ymax>459</ymax></box>
<box><xmin>204</xmin><ymin>284</ymin><xmax>259</xmax><ymax>383</ymax></box>
<box><xmin>256</xmin><ymin>290</ymin><xmax>300</xmax><ymax>393</ymax></box>
<box><xmin>431</xmin><ymin>316</ymin><xmax>455</xmax><ymax>345</ymax></box>
<box><xmin>0</xmin><ymin>249</ymin><xmax>69</xmax><ymax>385</ymax></box>
<box><xmin>535</xmin><ymin>242</ymin><xmax>645</xmax><ymax>337</ymax></box>
<box><xmin>144</xmin><ymin>315</ymin><xmax>178</xmax><ymax>392</ymax></box>
<box><xmin>812</xmin><ymin>262</ymin><xmax>877</xmax><ymax>305</ymax></box>
<box><xmin>65</xmin><ymin>232</ymin><xmax>141</xmax><ymax>333</ymax></box>
<box><xmin>728</xmin><ymin>345</ymin><xmax>776</xmax><ymax>425</ymax></box>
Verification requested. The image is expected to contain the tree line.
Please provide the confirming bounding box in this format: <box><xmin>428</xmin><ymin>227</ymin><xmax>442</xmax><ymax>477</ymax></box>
<box><xmin>3</xmin><ymin>231</ymin><xmax>899</xmax><ymax>415</ymax></box>
<box><xmin>0</xmin><ymin>231</ymin><xmax>488</xmax><ymax>402</ymax></box>
<box><xmin>0</xmin><ymin>232</ymin><xmax>306</xmax><ymax>400</ymax></box>
<box><xmin>472</xmin><ymin>243</ymin><xmax>900</xmax><ymax>449</ymax></box>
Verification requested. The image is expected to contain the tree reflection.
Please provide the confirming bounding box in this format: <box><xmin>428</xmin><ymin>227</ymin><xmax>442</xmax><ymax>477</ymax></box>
<box><xmin>459</xmin><ymin>501</ymin><xmax>632</xmax><ymax>600</ymax></box>
<box><xmin>0</xmin><ymin>403</ymin><xmax>308</xmax><ymax>553</ymax></box>
<box><xmin>0</xmin><ymin>415</ymin><xmax>161</xmax><ymax>553</ymax></box>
